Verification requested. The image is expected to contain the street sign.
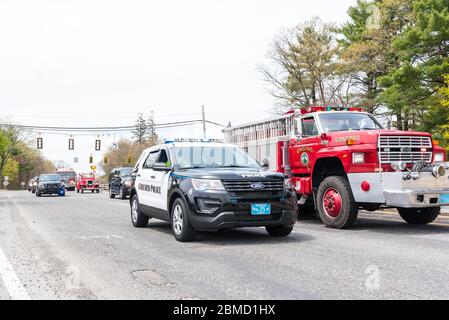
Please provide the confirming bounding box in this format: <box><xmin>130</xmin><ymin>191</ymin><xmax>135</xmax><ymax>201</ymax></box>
<box><xmin>4</xmin><ymin>176</ymin><xmax>8</xmax><ymax>181</ymax></box>
<box><xmin>3</xmin><ymin>181</ymin><xmax>9</xmax><ymax>187</ymax></box>
<box><xmin>21</xmin><ymin>182</ymin><xmax>25</xmax><ymax>186</ymax></box>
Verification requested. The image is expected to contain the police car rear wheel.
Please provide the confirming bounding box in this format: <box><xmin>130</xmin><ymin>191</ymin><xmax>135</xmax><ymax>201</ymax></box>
<box><xmin>266</xmin><ymin>225</ymin><xmax>293</xmax><ymax>237</ymax></box>
<box><xmin>171</xmin><ymin>198</ymin><xmax>195</xmax><ymax>242</ymax></box>
<box><xmin>131</xmin><ymin>195</ymin><xmax>149</xmax><ymax>227</ymax></box>
<box><xmin>109</xmin><ymin>188</ymin><xmax>115</xmax><ymax>198</ymax></box>
<box><xmin>398</xmin><ymin>207</ymin><xmax>440</xmax><ymax>225</ymax></box>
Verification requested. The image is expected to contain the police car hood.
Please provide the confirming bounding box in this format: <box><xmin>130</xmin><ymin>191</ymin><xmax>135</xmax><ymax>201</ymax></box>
<box><xmin>175</xmin><ymin>168</ymin><xmax>285</xmax><ymax>181</ymax></box>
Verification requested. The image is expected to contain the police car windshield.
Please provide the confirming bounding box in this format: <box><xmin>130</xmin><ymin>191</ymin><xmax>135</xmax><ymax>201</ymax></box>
<box><xmin>174</xmin><ymin>146</ymin><xmax>260</xmax><ymax>169</ymax></box>
<box><xmin>40</xmin><ymin>174</ymin><xmax>61</xmax><ymax>182</ymax></box>
<box><xmin>319</xmin><ymin>113</ymin><xmax>383</xmax><ymax>133</ymax></box>
<box><xmin>120</xmin><ymin>168</ymin><xmax>133</xmax><ymax>177</ymax></box>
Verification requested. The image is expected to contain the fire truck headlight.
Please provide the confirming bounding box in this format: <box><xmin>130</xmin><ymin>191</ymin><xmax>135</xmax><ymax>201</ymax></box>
<box><xmin>434</xmin><ymin>153</ymin><xmax>444</xmax><ymax>163</ymax></box>
<box><xmin>352</xmin><ymin>153</ymin><xmax>365</xmax><ymax>164</ymax></box>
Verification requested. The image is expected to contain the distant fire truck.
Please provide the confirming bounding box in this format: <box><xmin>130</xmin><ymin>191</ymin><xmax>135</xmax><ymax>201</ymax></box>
<box><xmin>56</xmin><ymin>168</ymin><xmax>77</xmax><ymax>191</ymax></box>
<box><xmin>224</xmin><ymin>106</ymin><xmax>449</xmax><ymax>228</ymax></box>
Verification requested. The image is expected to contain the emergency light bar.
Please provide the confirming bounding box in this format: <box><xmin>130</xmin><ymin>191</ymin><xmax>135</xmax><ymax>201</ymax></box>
<box><xmin>299</xmin><ymin>106</ymin><xmax>364</xmax><ymax>114</ymax></box>
<box><xmin>164</xmin><ymin>138</ymin><xmax>224</xmax><ymax>144</ymax></box>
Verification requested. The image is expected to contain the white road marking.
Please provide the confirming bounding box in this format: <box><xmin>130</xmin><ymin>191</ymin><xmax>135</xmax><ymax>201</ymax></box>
<box><xmin>0</xmin><ymin>248</ymin><xmax>31</xmax><ymax>300</ymax></box>
<box><xmin>80</xmin><ymin>235</ymin><xmax>123</xmax><ymax>240</ymax></box>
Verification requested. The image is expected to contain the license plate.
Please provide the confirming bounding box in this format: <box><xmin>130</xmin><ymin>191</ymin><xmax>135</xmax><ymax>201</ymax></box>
<box><xmin>251</xmin><ymin>203</ymin><xmax>271</xmax><ymax>215</ymax></box>
<box><xmin>439</xmin><ymin>194</ymin><xmax>449</xmax><ymax>204</ymax></box>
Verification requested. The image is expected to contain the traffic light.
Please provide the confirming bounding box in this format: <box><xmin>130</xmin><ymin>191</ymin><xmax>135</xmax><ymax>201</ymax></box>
<box><xmin>37</xmin><ymin>138</ymin><xmax>43</xmax><ymax>149</ymax></box>
<box><xmin>89</xmin><ymin>155</ymin><xmax>93</xmax><ymax>164</ymax></box>
<box><xmin>95</xmin><ymin>140</ymin><xmax>101</xmax><ymax>151</ymax></box>
<box><xmin>68</xmin><ymin>139</ymin><xmax>74</xmax><ymax>150</ymax></box>
<box><xmin>127</xmin><ymin>157</ymin><xmax>132</xmax><ymax>164</ymax></box>
<box><xmin>103</xmin><ymin>156</ymin><xmax>108</xmax><ymax>165</ymax></box>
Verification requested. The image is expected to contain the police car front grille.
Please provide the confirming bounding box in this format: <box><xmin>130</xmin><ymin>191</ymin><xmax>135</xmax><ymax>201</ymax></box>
<box><xmin>222</xmin><ymin>180</ymin><xmax>284</xmax><ymax>192</ymax></box>
<box><xmin>378</xmin><ymin>135</ymin><xmax>433</xmax><ymax>164</ymax></box>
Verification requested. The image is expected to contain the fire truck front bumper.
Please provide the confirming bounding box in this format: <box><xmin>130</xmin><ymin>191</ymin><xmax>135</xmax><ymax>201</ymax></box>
<box><xmin>348</xmin><ymin>170</ymin><xmax>449</xmax><ymax>208</ymax></box>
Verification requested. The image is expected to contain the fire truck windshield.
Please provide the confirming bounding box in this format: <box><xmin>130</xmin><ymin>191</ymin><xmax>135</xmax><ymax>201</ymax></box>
<box><xmin>319</xmin><ymin>113</ymin><xmax>383</xmax><ymax>133</ymax></box>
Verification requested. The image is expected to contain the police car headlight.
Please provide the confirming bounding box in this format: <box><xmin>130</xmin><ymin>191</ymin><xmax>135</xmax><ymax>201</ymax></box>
<box><xmin>124</xmin><ymin>180</ymin><xmax>132</xmax><ymax>187</ymax></box>
<box><xmin>434</xmin><ymin>153</ymin><xmax>444</xmax><ymax>163</ymax></box>
<box><xmin>191</xmin><ymin>179</ymin><xmax>225</xmax><ymax>191</ymax></box>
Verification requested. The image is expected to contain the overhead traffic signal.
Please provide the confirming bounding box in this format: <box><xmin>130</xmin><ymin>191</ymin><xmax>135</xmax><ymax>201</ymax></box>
<box><xmin>37</xmin><ymin>138</ymin><xmax>43</xmax><ymax>149</ymax></box>
<box><xmin>95</xmin><ymin>140</ymin><xmax>101</xmax><ymax>151</ymax></box>
<box><xmin>89</xmin><ymin>155</ymin><xmax>93</xmax><ymax>164</ymax></box>
<box><xmin>68</xmin><ymin>139</ymin><xmax>74</xmax><ymax>150</ymax></box>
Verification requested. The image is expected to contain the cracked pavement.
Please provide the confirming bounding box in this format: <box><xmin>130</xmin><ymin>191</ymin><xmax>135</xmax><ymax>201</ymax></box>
<box><xmin>1</xmin><ymin>190</ymin><xmax>449</xmax><ymax>300</ymax></box>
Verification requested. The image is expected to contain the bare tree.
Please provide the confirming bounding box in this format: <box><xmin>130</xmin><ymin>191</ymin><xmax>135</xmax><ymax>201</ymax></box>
<box><xmin>259</xmin><ymin>17</ymin><xmax>357</xmax><ymax>113</ymax></box>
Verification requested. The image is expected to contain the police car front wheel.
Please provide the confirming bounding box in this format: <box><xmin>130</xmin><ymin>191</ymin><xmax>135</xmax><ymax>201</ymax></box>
<box><xmin>171</xmin><ymin>198</ymin><xmax>196</xmax><ymax>242</ymax></box>
<box><xmin>266</xmin><ymin>225</ymin><xmax>294</xmax><ymax>237</ymax></box>
<box><xmin>131</xmin><ymin>195</ymin><xmax>150</xmax><ymax>227</ymax></box>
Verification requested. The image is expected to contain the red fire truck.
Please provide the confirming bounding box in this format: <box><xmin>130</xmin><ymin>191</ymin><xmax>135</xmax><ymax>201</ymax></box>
<box><xmin>224</xmin><ymin>106</ymin><xmax>449</xmax><ymax>229</ymax></box>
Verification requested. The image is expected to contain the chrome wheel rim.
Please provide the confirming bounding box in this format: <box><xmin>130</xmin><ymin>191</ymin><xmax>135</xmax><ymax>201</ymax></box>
<box><xmin>172</xmin><ymin>204</ymin><xmax>183</xmax><ymax>236</ymax></box>
<box><xmin>131</xmin><ymin>199</ymin><xmax>138</xmax><ymax>222</ymax></box>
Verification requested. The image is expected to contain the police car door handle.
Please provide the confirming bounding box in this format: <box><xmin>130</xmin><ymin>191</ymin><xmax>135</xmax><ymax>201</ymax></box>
<box><xmin>151</xmin><ymin>175</ymin><xmax>156</xmax><ymax>179</ymax></box>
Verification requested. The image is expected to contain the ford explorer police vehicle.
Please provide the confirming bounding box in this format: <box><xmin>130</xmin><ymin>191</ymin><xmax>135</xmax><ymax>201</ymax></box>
<box><xmin>129</xmin><ymin>140</ymin><xmax>298</xmax><ymax>242</ymax></box>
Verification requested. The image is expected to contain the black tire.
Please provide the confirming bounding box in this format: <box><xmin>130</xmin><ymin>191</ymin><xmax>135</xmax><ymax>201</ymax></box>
<box><xmin>171</xmin><ymin>198</ymin><xmax>196</xmax><ymax>242</ymax></box>
<box><xmin>266</xmin><ymin>225</ymin><xmax>293</xmax><ymax>237</ymax></box>
<box><xmin>316</xmin><ymin>176</ymin><xmax>358</xmax><ymax>229</ymax></box>
<box><xmin>130</xmin><ymin>194</ymin><xmax>150</xmax><ymax>227</ymax></box>
<box><xmin>76</xmin><ymin>188</ymin><xmax>79</xmax><ymax>193</ymax></box>
<box><xmin>109</xmin><ymin>188</ymin><xmax>115</xmax><ymax>199</ymax></box>
<box><xmin>36</xmin><ymin>190</ymin><xmax>42</xmax><ymax>197</ymax></box>
<box><xmin>398</xmin><ymin>207</ymin><xmax>440</xmax><ymax>225</ymax></box>
<box><xmin>81</xmin><ymin>189</ymin><xmax>84</xmax><ymax>193</ymax></box>
<box><xmin>119</xmin><ymin>186</ymin><xmax>126</xmax><ymax>200</ymax></box>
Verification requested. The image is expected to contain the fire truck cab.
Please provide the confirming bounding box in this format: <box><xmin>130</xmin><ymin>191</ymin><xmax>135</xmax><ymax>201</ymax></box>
<box><xmin>224</xmin><ymin>106</ymin><xmax>449</xmax><ymax>229</ymax></box>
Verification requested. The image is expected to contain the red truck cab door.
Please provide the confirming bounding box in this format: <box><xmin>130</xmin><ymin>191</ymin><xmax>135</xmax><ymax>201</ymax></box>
<box><xmin>289</xmin><ymin>115</ymin><xmax>322</xmax><ymax>195</ymax></box>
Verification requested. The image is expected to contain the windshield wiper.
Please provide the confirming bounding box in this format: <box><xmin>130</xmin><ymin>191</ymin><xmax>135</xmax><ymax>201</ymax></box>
<box><xmin>179</xmin><ymin>166</ymin><xmax>207</xmax><ymax>170</ymax></box>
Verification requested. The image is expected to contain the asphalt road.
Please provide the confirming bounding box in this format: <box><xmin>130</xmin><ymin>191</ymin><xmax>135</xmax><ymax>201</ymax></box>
<box><xmin>1</xmin><ymin>190</ymin><xmax>449</xmax><ymax>300</ymax></box>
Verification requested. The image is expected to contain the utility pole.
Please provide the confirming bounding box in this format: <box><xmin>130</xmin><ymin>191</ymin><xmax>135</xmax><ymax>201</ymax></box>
<box><xmin>202</xmin><ymin>105</ymin><xmax>206</xmax><ymax>139</ymax></box>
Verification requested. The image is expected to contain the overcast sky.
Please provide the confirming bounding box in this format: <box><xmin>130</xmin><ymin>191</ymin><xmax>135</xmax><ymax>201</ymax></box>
<box><xmin>0</xmin><ymin>0</ymin><xmax>356</xmax><ymax>173</ymax></box>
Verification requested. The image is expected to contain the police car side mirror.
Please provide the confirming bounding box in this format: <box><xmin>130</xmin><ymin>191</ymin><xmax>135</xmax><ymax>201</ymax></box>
<box><xmin>153</xmin><ymin>162</ymin><xmax>172</xmax><ymax>172</ymax></box>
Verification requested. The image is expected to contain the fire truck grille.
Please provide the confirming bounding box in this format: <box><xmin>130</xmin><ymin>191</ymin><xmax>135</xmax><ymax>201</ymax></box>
<box><xmin>222</xmin><ymin>180</ymin><xmax>284</xmax><ymax>193</ymax></box>
<box><xmin>378</xmin><ymin>135</ymin><xmax>433</xmax><ymax>164</ymax></box>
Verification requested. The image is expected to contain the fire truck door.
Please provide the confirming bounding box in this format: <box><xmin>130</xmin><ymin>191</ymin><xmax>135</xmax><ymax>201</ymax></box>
<box><xmin>291</xmin><ymin>116</ymin><xmax>321</xmax><ymax>176</ymax></box>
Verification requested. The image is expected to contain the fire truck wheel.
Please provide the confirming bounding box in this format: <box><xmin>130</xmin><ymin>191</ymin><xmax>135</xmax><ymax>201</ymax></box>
<box><xmin>317</xmin><ymin>176</ymin><xmax>358</xmax><ymax>229</ymax></box>
<box><xmin>131</xmin><ymin>195</ymin><xmax>150</xmax><ymax>228</ymax></box>
<box><xmin>398</xmin><ymin>207</ymin><xmax>440</xmax><ymax>225</ymax></box>
<box><xmin>266</xmin><ymin>225</ymin><xmax>293</xmax><ymax>237</ymax></box>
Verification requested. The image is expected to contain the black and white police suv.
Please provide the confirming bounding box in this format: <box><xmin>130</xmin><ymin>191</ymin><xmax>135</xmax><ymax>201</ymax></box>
<box><xmin>129</xmin><ymin>139</ymin><xmax>298</xmax><ymax>242</ymax></box>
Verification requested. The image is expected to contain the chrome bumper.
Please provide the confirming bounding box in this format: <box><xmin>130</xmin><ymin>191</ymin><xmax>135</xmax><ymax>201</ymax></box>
<box><xmin>349</xmin><ymin>167</ymin><xmax>449</xmax><ymax>208</ymax></box>
<box><xmin>384</xmin><ymin>189</ymin><xmax>449</xmax><ymax>208</ymax></box>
